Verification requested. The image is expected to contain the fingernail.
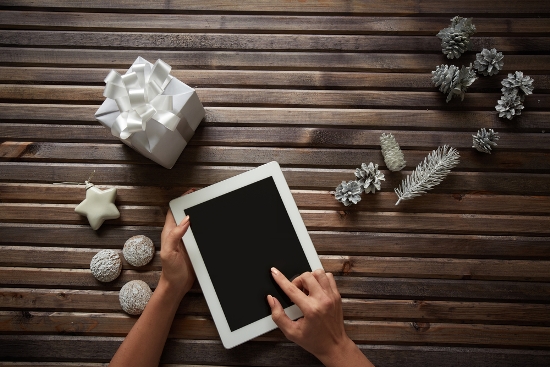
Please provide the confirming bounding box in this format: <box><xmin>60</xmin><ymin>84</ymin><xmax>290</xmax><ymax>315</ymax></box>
<box><xmin>267</xmin><ymin>295</ymin><xmax>274</xmax><ymax>307</ymax></box>
<box><xmin>271</xmin><ymin>267</ymin><xmax>279</xmax><ymax>276</ymax></box>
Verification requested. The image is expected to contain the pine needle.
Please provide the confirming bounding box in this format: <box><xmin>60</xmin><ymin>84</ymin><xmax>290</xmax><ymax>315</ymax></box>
<box><xmin>395</xmin><ymin>145</ymin><xmax>460</xmax><ymax>205</ymax></box>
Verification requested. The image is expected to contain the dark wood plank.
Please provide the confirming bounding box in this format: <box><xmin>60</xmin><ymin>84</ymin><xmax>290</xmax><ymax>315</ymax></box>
<box><xmin>2</xmin><ymin>48</ymin><xmax>549</xmax><ymax>73</ymax></box>
<box><xmin>4</xmin><ymin>246</ymin><xmax>549</xmax><ymax>281</ymax></box>
<box><xmin>2</xmin><ymin>142</ymin><xmax>550</xmax><ymax>173</ymax></box>
<box><xmin>2</xmin><ymin>203</ymin><xmax>549</xmax><ymax>235</ymax></box>
<box><xmin>2</xmin><ymin>311</ymin><xmax>550</xmax><ymax>348</ymax></box>
<box><xmin>2</xmin><ymin>11</ymin><xmax>549</xmax><ymax>35</ymax></box>
<box><xmin>2</xmin><ymin>31</ymin><xmax>549</xmax><ymax>53</ymax></box>
<box><xmin>3</xmin><ymin>335</ymin><xmax>550</xmax><ymax>367</ymax></box>
<box><xmin>1</xmin><ymin>67</ymin><xmax>549</xmax><ymax>92</ymax></box>
<box><xmin>1</xmin><ymin>85</ymin><xmax>548</xmax><ymax>110</ymax></box>
<box><xmin>1</xmin><ymin>0</ymin><xmax>548</xmax><ymax>14</ymax></box>
<box><xmin>2</xmin><ymin>104</ymin><xmax>549</xmax><ymax>132</ymax></box>
<box><xmin>3</xmin><ymin>125</ymin><xmax>550</xmax><ymax>153</ymax></box>
<box><xmin>2</xmin><ymin>267</ymin><xmax>550</xmax><ymax>302</ymax></box>
<box><xmin>4</xmin><ymin>288</ymin><xmax>550</xmax><ymax>325</ymax></box>
<box><xmin>3</xmin><ymin>224</ymin><xmax>549</xmax><ymax>260</ymax></box>
<box><xmin>2</xmin><ymin>162</ymin><xmax>549</xmax><ymax>195</ymax></box>
<box><xmin>3</xmin><ymin>184</ymin><xmax>550</xmax><ymax>216</ymax></box>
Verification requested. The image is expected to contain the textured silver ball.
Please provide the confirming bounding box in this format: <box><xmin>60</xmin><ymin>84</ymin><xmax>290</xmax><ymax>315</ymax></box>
<box><xmin>90</xmin><ymin>249</ymin><xmax>122</xmax><ymax>283</ymax></box>
<box><xmin>119</xmin><ymin>280</ymin><xmax>152</xmax><ymax>315</ymax></box>
<box><xmin>123</xmin><ymin>235</ymin><xmax>155</xmax><ymax>267</ymax></box>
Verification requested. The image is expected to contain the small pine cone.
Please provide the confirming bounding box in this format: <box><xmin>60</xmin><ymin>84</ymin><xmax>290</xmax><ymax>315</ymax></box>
<box><xmin>473</xmin><ymin>48</ymin><xmax>504</xmax><ymax>76</ymax></box>
<box><xmin>335</xmin><ymin>180</ymin><xmax>362</xmax><ymax>206</ymax></box>
<box><xmin>437</xmin><ymin>16</ymin><xmax>476</xmax><ymax>59</ymax></box>
<box><xmin>432</xmin><ymin>63</ymin><xmax>476</xmax><ymax>102</ymax></box>
<box><xmin>432</xmin><ymin>64</ymin><xmax>459</xmax><ymax>102</ymax></box>
<box><xmin>452</xmin><ymin>64</ymin><xmax>477</xmax><ymax>102</ymax></box>
<box><xmin>355</xmin><ymin>162</ymin><xmax>385</xmax><ymax>194</ymax></box>
<box><xmin>472</xmin><ymin>128</ymin><xmax>500</xmax><ymax>154</ymax></box>
<box><xmin>501</xmin><ymin>71</ymin><xmax>534</xmax><ymax>98</ymax></box>
<box><xmin>380</xmin><ymin>133</ymin><xmax>406</xmax><ymax>171</ymax></box>
<box><xmin>496</xmin><ymin>90</ymin><xmax>524</xmax><ymax>120</ymax></box>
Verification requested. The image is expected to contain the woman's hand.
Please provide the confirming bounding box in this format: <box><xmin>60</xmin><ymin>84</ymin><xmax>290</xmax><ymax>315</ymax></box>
<box><xmin>268</xmin><ymin>268</ymin><xmax>374</xmax><ymax>367</ymax></box>
<box><xmin>159</xmin><ymin>190</ymin><xmax>196</xmax><ymax>301</ymax></box>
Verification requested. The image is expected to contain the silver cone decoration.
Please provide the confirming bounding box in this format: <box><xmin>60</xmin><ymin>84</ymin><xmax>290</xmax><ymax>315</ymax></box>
<box><xmin>496</xmin><ymin>89</ymin><xmax>524</xmax><ymax>120</ymax></box>
<box><xmin>432</xmin><ymin>63</ymin><xmax>477</xmax><ymax>102</ymax></box>
<box><xmin>472</xmin><ymin>128</ymin><xmax>500</xmax><ymax>154</ymax></box>
<box><xmin>380</xmin><ymin>133</ymin><xmax>406</xmax><ymax>171</ymax></box>
<box><xmin>437</xmin><ymin>16</ymin><xmax>476</xmax><ymax>59</ymax></box>
<box><xmin>355</xmin><ymin>162</ymin><xmax>385</xmax><ymax>194</ymax></box>
<box><xmin>473</xmin><ymin>48</ymin><xmax>504</xmax><ymax>76</ymax></box>
<box><xmin>394</xmin><ymin>145</ymin><xmax>460</xmax><ymax>205</ymax></box>
<box><xmin>334</xmin><ymin>180</ymin><xmax>362</xmax><ymax>206</ymax></box>
<box><xmin>501</xmin><ymin>71</ymin><xmax>534</xmax><ymax>100</ymax></box>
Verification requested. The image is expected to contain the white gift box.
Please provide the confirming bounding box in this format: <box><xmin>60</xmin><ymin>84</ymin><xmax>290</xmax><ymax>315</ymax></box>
<box><xmin>95</xmin><ymin>56</ymin><xmax>205</xmax><ymax>169</ymax></box>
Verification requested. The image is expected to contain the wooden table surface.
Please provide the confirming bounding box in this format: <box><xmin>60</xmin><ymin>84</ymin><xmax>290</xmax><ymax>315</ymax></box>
<box><xmin>1</xmin><ymin>1</ymin><xmax>550</xmax><ymax>366</ymax></box>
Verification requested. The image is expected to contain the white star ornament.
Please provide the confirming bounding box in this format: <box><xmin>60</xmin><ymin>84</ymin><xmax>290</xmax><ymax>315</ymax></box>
<box><xmin>75</xmin><ymin>186</ymin><xmax>120</xmax><ymax>230</ymax></box>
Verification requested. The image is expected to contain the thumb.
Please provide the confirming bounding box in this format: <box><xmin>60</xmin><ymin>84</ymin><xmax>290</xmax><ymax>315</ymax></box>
<box><xmin>165</xmin><ymin>218</ymin><xmax>190</xmax><ymax>250</ymax></box>
<box><xmin>268</xmin><ymin>295</ymin><xmax>294</xmax><ymax>337</ymax></box>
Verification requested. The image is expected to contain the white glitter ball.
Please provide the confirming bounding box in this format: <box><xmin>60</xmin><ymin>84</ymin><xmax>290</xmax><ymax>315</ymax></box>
<box><xmin>119</xmin><ymin>280</ymin><xmax>152</xmax><ymax>315</ymax></box>
<box><xmin>123</xmin><ymin>235</ymin><xmax>155</xmax><ymax>267</ymax></box>
<box><xmin>90</xmin><ymin>249</ymin><xmax>122</xmax><ymax>283</ymax></box>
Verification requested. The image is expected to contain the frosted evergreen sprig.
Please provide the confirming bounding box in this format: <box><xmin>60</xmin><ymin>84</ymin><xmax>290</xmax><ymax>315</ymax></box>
<box><xmin>472</xmin><ymin>128</ymin><xmax>499</xmax><ymax>154</ymax></box>
<box><xmin>380</xmin><ymin>133</ymin><xmax>406</xmax><ymax>171</ymax></box>
<box><xmin>334</xmin><ymin>180</ymin><xmax>362</xmax><ymax>206</ymax></box>
<box><xmin>355</xmin><ymin>162</ymin><xmax>385</xmax><ymax>194</ymax></box>
<box><xmin>394</xmin><ymin>145</ymin><xmax>460</xmax><ymax>205</ymax></box>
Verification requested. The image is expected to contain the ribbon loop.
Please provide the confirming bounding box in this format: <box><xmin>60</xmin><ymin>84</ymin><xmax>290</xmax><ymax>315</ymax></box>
<box><xmin>102</xmin><ymin>58</ymin><xmax>176</xmax><ymax>143</ymax></box>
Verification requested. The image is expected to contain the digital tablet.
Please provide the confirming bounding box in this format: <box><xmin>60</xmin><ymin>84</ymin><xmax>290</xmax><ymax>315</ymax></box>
<box><xmin>169</xmin><ymin>161</ymin><xmax>323</xmax><ymax>349</ymax></box>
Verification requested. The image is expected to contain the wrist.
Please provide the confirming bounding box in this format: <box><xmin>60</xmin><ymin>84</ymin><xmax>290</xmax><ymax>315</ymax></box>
<box><xmin>316</xmin><ymin>336</ymin><xmax>357</xmax><ymax>367</ymax></box>
<box><xmin>157</xmin><ymin>274</ymin><xmax>187</xmax><ymax>305</ymax></box>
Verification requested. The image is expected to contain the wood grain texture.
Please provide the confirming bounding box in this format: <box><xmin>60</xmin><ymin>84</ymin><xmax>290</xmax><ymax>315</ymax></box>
<box><xmin>3</xmin><ymin>48</ymin><xmax>549</xmax><ymax>73</ymax></box>
<box><xmin>3</xmin><ymin>288</ymin><xmax>550</xmax><ymax>325</ymax></box>
<box><xmin>2</xmin><ymin>104</ymin><xmax>549</xmax><ymax>131</ymax></box>
<box><xmin>1</xmin><ymin>11</ymin><xmax>549</xmax><ymax>35</ymax></box>
<box><xmin>2</xmin><ymin>336</ymin><xmax>550</xmax><ymax>367</ymax></box>
<box><xmin>1</xmin><ymin>0</ymin><xmax>548</xmax><ymax>14</ymax></box>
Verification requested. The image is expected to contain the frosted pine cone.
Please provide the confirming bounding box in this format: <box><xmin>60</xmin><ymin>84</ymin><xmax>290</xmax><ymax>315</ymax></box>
<box><xmin>501</xmin><ymin>71</ymin><xmax>534</xmax><ymax>99</ymax></box>
<box><xmin>355</xmin><ymin>162</ymin><xmax>385</xmax><ymax>194</ymax></box>
<box><xmin>496</xmin><ymin>90</ymin><xmax>524</xmax><ymax>120</ymax></box>
<box><xmin>474</xmin><ymin>48</ymin><xmax>504</xmax><ymax>76</ymax></box>
<box><xmin>335</xmin><ymin>180</ymin><xmax>362</xmax><ymax>206</ymax></box>
<box><xmin>437</xmin><ymin>16</ymin><xmax>476</xmax><ymax>59</ymax></box>
<box><xmin>432</xmin><ymin>63</ymin><xmax>477</xmax><ymax>102</ymax></box>
<box><xmin>472</xmin><ymin>128</ymin><xmax>500</xmax><ymax>154</ymax></box>
<box><xmin>380</xmin><ymin>133</ymin><xmax>406</xmax><ymax>171</ymax></box>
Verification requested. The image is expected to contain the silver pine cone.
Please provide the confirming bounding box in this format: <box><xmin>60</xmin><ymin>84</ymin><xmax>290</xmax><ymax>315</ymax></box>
<box><xmin>355</xmin><ymin>162</ymin><xmax>385</xmax><ymax>194</ymax></box>
<box><xmin>432</xmin><ymin>63</ymin><xmax>477</xmax><ymax>102</ymax></box>
<box><xmin>472</xmin><ymin>128</ymin><xmax>500</xmax><ymax>154</ymax></box>
<box><xmin>437</xmin><ymin>16</ymin><xmax>476</xmax><ymax>59</ymax></box>
<box><xmin>335</xmin><ymin>180</ymin><xmax>362</xmax><ymax>206</ymax></box>
<box><xmin>501</xmin><ymin>71</ymin><xmax>534</xmax><ymax>99</ymax></box>
<box><xmin>496</xmin><ymin>89</ymin><xmax>524</xmax><ymax>120</ymax></box>
<box><xmin>473</xmin><ymin>48</ymin><xmax>504</xmax><ymax>76</ymax></box>
<box><xmin>380</xmin><ymin>133</ymin><xmax>406</xmax><ymax>171</ymax></box>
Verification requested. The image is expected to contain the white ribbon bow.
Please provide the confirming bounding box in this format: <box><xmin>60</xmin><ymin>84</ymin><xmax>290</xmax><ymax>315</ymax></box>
<box><xmin>103</xmin><ymin>59</ymin><xmax>181</xmax><ymax>140</ymax></box>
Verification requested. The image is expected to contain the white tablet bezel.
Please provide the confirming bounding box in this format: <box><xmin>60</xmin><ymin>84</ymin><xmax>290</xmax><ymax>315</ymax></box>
<box><xmin>169</xmin><ymin>161</ymin><xmax>323</xmax><ymax>349</ymax></box>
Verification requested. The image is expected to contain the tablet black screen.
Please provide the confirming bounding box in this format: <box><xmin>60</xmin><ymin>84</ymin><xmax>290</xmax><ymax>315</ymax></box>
<box><xmin>185</xmin><ymin>176</ymin><xmax>312</xmax><ymax>331</ymax></box>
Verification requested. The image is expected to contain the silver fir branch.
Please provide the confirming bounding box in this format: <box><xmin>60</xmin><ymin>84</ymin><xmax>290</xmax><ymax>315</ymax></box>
<box><xmin>394</xmin><ymin>145</ymin><xmax>460</xmax><ymax>205</ymax></box>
